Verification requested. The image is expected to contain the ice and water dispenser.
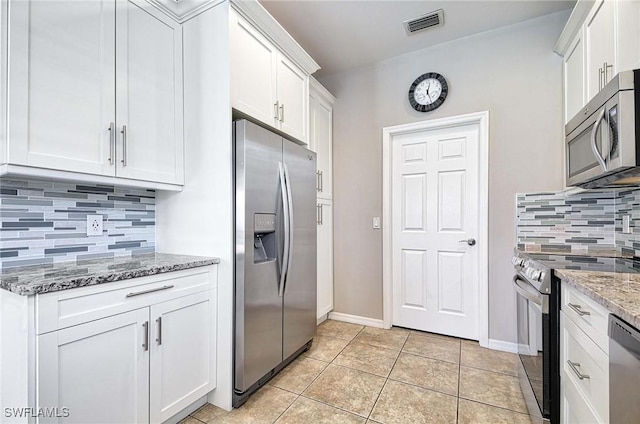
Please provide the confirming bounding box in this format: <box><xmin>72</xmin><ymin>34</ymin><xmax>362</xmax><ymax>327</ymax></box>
<box><xmin>253</xmin><ymin>213</ymin><xmax>277</xmax><ymax>263</ymax></box>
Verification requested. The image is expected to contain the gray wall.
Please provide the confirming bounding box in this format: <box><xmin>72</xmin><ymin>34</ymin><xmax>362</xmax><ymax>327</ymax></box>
<box><xmin>319</xmin><ymin>11</ymin><xmax>569</xmax><ymax>343</ymax></box>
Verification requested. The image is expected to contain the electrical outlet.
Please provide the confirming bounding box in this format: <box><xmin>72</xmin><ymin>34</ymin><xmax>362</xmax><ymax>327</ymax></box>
<box><xmin>623</xmin><ymin>215</ymin><xmax>631</xmax><ymax>234</ymax></box>
<box><xmin>86</xmin><ymin>215</ymin><xmax>103</xmax><ymax>236</ymax></box>
<box><xmin>373</xmin><ymin>217</ymin><xmax>381</xmax><ymax>229</ymax></box>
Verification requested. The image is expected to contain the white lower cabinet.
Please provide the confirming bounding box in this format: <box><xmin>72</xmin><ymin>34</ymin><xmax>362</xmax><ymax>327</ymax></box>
<box><xmin>150</xmin><ymin>292</ymin><xmax>214</xmax><ymax>423</ymax></box>
<box><xmin>317</xmin><ymin>199</ymin><xmax>333</xmax><ymax>319</ymax></box>
<box><xmin>560</xmin><ymin>282</ymin><xmax>609</xmax><ymax>424</ymax></box>
<box><xmin>37</xmin><ymin>309</ymin><xmax>150</xmax><ymax>424</ymax></box>
<box><xmin>35</xmin><ymin>267</ymin><xmax>217</xmax><ymax>424</ymax></box>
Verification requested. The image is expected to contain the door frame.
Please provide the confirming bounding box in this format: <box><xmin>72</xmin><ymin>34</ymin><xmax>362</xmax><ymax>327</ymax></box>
<box><xmin>382</xmin><ymin>111</ymin><xmax>489</xmax><ymax>348</ymax></box>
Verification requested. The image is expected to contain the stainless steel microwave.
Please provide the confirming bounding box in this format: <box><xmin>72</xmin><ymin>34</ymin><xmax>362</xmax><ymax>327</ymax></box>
<box><xmin>566</xmin><ymin>69</ymin><xmax>640</xmax><ymax>189</ymax></box>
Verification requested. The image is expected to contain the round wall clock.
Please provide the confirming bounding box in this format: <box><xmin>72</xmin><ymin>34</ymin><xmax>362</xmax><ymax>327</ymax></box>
<box><xmin>408</xmin><ymin>72</ymin><xmax>448</xmax><ymax>112</ymax></box>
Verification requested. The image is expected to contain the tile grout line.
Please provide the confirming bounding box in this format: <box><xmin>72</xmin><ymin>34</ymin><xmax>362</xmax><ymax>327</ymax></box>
<box><xmin>365</xmin><ymin>328</ymin><xmax>411</xmax><ymax>422</ymax></box>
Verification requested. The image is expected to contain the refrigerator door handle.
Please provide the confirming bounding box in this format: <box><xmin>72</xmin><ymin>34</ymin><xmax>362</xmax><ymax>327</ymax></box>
<box><xmin>278</xmin><ymin>162</ymin><xmax>290</xmax><ymax>297</ymax></box>
<box><xmin>283</xmin><ymin>163</ymin><xmax>295</xmax><ymax>295</ymax></box>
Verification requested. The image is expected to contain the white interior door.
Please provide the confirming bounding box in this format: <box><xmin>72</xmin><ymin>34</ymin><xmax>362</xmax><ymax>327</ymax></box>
<box><xmin>392</xmin><ymin>123</ymin><xmax>480</xmax><ymax>340</ymax></box>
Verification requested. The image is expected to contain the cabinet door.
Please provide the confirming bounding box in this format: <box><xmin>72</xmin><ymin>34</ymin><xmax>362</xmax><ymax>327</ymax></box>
<box><xmin>564</xmin><ymin>29</ymin><xmax>585</xmax><ymax>123</ymax></box>
<box><xmin>276</xmin><ymin>52</ymin><xmax>308</xmax><ymax>143</ymax></box>
<box><xmin>615</xmin><ymin>0</ymin><xmax>640</xmax><ymax>73</ymax></box>
<box><xmin>317</xmin><ymin>199</ymin><xmax>333</xmax><ymax>319</ymax></box>
<box><xmin>586</xmin><ymin>0</ymin><xmax>615</xmax><ymax>99</ymax></box>
<box><xmin>115</xmin><ymin>0</ymin><xmax>184</xmax><ymax>185</ymax></box>
<box><xmin>230</xmin><ymin>11</ymin><xmax>278</xmax><ymax>128</ymax></box>
<box><xmin>150</xmin><ymin>291</ymin><xmax>215</xmax><ymax>423</ymax></box>
<box><xmin>310</xmin><ymin>94</ymin><xmax>332</xmax><ymax>199</ymax></box>
<box><xmin>37</xmin><ymin>309</ymin><xmax>150</xmax><ymax>424</ymax></box>
<box><xmin>7</xmin><ymin>0</ymin><xmax>116</xmax><ymax>175</ymax></box>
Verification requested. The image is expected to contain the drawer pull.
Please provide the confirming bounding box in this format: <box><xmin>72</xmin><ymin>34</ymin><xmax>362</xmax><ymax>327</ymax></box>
<box><xmin>142</xmin><ymin>321</ymin><xmax>149</xmax><ymax>351</ymax></box>
<box><xmin>126</xmin><ymin>285</ymin><xmax>174</xmax><ymax>298</ymax></box>
<box><xmin>567</xmin><ymin>360</ymin><xmax>590</xmax><ymax>380</ymax></box>
<box><xmin>568</xmin><ymin>303</ymin><xmax>590</xmax><ymax>316</ymax></box>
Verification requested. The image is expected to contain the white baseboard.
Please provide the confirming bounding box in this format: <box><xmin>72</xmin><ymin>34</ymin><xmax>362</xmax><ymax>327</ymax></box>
<box><xmin>328</xmin><ymin>312</ymin><xmax>385</xmax><ymax>328</ymax></box>
<box><xmin>487</xmin><ymin>338</ymin><xmax>518</xmax><ymax>353</ymax></box>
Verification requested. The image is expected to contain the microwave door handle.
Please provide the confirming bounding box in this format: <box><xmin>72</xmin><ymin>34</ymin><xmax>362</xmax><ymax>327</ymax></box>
<box><xmin>590</xmin><ymin>107</ymin><xmax>607</xmax><ymax>171</ymax></box>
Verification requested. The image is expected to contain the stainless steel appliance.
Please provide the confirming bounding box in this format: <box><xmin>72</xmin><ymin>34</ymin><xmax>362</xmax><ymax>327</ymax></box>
<box><xmin>512</xmin><ymin>251</ymin><xmax>560</xmax><ymax>424</ymax></box>
<box><xmin>233</xmin><ymin>119</ymin><xmax>317</xmax><ymax>407</ymax></box>
<box><xmin>609</xmin><ymin>314</ymin><xmax>640</xmax><ymax>423</ymax></box>
<box><xmin>565</xmin><ymin>69</ymin><xmax>639</xmax><ymax>189</ymax></box>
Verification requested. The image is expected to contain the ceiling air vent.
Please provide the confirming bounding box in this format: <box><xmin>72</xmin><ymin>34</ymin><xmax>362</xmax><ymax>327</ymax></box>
<box><xmin>404</xmin><ymin>9</ymin><xmax>444</xmax><ymax>35</ymax></box>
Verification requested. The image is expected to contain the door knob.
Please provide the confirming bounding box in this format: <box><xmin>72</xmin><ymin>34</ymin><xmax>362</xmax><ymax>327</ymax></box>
<box><xmin>459</xmin><ymin>238</ymin><xmax>476</xmax><ymax>246</ymax></box>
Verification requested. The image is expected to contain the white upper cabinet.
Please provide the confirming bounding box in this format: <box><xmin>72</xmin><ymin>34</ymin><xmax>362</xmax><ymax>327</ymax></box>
<box><xmin>309</xmin><ymin>79</ymin><xmax>334</xmax><ymax>200</ymax></box>
<box><xmin>564</xmin><ymin>29</ymin><xmax>585</xmax><ymax>123</ymax></box>
<box><xmin>230</xmin><ymin>14</ymin><xmax>279</xmax><ymax>128</ymax></box>
<box><xmin>276</xmin><ymin>53</ymin><xmax>308</xmax><ymax>143</ymax></box>
<box><xmin>230</xmin><ymin>8</ymin><xmax>310</xmax><ymax>144</ymax></box>
<box><xmin>585</xmin><ymin>0</ymin><xmax>615</xmax><ymax>99</ymax></box>
<box><xmin>558</xmin><ymin>0</ymin><xmax>640</xmax><ymax>124</ymax></box>
<box><xmin>116</xmin><ymin>0</ymin><xmax>184</xmax><ymax>185</ymax></box>
<box><xmin>5</xmin><ymin>0</ymin><xmax>184</xmax><ymax>187</ymax></box>
<box><xmin>7</xmin><ymin>0</ymin><xmax>116</xmax><ymax>176</ymax></box>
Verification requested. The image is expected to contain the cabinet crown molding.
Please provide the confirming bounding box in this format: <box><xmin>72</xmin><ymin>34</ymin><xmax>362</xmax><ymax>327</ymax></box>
<box><xmin>310</xmin><ymin>77</ymin><xmax>336</xmax><ymax>105</ymax></box>
<box><xmin>144</xmin><ymin>0</ymin><xmax>225</xmax><ymax>23</ymax></box>
<box><xmin>555</xmin><ymin>0</ymin><xmax>596</xmax><ymax>55</ymax></box>
<box><xmin>230</xmin><ymin>0</ymin><xmax>320</xmax><ymax>75</ymax></box>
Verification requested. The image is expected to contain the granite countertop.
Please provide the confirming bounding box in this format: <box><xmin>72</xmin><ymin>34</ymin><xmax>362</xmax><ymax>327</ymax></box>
<box><xmin>0</xmin><ymin>253</ymin><xmax>220</xmax><ymax>296</ymax></box>
<box><xmin>555</xmin><ymin>269</ymin><xmax>640</xmax><ymax>330</ymax></box>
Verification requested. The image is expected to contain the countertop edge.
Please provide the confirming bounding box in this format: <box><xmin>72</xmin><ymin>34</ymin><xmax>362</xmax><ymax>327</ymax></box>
<box><xmin>2</xmin><ymin>257</ymin><xmax>221</xmax><ymax>296</ymax></box>
<box><xmin>555</xmin><ymin>269</ymin><xmax>640</xmax><ymax>330</ymax></box>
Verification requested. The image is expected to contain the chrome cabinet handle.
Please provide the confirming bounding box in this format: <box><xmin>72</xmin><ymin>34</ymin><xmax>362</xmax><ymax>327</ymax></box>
<box><xmin>317</xmin><ymin>171</ymin><xmax>321</xmax><ymax>192</ymax></box>
<box><xmin>120</xmin><ymin>125</ymin><xmax>128</xmax><ymax>167</ymax></box>
<box><xmin>320</xmin><ymin>170</ymin><xmax>323</xmax><ymax>192</ymax></box>
<box><xmin>125</xmin><ymin>285</ymin><xmax>174</xmax><ymax>298</ymax></box>
<box><xmin>279</xmin><ymin>104</ymin><xmax>285</xmax><ymax>122</ymax></box>
<box><xmin>142</xmin><ymin>321</ymin><xmax>149</xmax><ymax>351</ymax></box>
<box><xmin>590</xmin><ymin>108</ymin><xmax>607</xmax><ymax>171</ymax></box>
<box><xmin>567</xmin><ymin>360</ymin><xmax>590</xmax><ymax>380</ymax></box>
<box><xmin>274</xmin><ymin>101</ymin><xmax>279</xmax><ymax>120</ymax></box>
<box><xmin>156</xmin><ymin>317</ymin><xmax>162</xmax><ymax>345</ymax></box>
<box><xmin>567</xmin><ymin>303</ymin><xmax>591</xmax><ymax>316</ymax></box>
<box><xmin>599</xmin><ymin>67</ymin><xmax>604</xmax><ymax>90</ymax></box>
<box><xmin>459</xmin><ymin>238</ymin><xmax>476</xmax><ymax>246</ymax></box>
<box><xmin>108</xmin><ymin>122</ymin><xmax>115</xmax><ymax>165</ymax></box>
<box><xmin>605</xmin><ymin>62</ymin><xmax>613</xmax><ymax>83</ymax></box>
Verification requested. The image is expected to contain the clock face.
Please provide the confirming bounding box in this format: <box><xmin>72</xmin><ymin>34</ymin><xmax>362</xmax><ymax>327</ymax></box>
<box><xmin>408</xmin><ymin>73</ymin><xmax>448</xmax><ymax>112</ymax></box>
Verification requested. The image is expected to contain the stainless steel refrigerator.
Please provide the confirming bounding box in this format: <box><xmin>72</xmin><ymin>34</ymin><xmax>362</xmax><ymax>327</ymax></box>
<box><xmin>233</xmin><ymin>119</ymin><xmax>317</xmax><ymax>407</ymax></box>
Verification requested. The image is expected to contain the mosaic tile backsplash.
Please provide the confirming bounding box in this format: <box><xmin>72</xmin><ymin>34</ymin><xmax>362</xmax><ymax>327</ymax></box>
<box><xmin>517</xmin><ymin>188</ymin><xmax>640</xmax><ymax>257</ymax></box>
<box><xmin>0</xmin><ymin>178</ymin><xmax>155</xmax><ymax>268</ymax></box>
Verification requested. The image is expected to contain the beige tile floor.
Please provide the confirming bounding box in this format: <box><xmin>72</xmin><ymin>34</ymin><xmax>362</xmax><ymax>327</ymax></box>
<box><xmin>182</xmin><ymin>320</ymin><xmax>540</xmax><ymax>424</ymax></box>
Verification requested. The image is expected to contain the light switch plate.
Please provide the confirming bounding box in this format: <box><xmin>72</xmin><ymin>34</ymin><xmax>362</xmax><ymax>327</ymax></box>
<box><xmin>86</xmin><ymin>215</ymin><xmax>103</xmax><ymax>236</ymax></box>
<box><xmin>373</xmin><ymin>217</ymin><xmax>381</xmax><ymax>229</ymax></box>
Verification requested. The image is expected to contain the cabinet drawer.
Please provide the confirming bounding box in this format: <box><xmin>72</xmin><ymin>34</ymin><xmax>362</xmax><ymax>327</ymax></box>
<box><xmin>561</xmin><ymin>283</ymin><xmax>610</xmax><ymax>354</ymax></box>
<box><xmin>560</xmin><ymin>312</ymin><xmax>609</xmax><ymax>422</ymax></box>
<box><xmin>561</xmin><ymin>368</ymin><xmax>604</xmax><ymax>424</ymax></box>
<box><xmin>36</xmin><ymin>267</ymin><xmax>216</xmax><ymax>334</ymax></box>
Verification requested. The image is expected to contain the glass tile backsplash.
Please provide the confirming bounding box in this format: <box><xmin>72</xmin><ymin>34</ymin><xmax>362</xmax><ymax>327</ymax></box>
<box><xmin>0</xmin><ymin>178</ymin><xmax>155</xmax><ymax>268</ymax></box>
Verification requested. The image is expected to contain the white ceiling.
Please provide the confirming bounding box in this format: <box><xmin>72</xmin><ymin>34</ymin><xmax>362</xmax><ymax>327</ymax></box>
<box><xmin>259</xmin><ymin>0</ymin><xmax>575</xmax><ymax>77</ymax></box>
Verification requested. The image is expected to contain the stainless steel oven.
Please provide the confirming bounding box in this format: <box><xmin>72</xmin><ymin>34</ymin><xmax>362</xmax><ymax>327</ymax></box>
<box><xmin>512</xmin><ymin>252</ymin><xmax>560</xmax><ymax>424</ymax></box>
<box><xmin>566</xmin><ymin>69</ymin><xmax>639</xmax><ymax>189</ymax></box>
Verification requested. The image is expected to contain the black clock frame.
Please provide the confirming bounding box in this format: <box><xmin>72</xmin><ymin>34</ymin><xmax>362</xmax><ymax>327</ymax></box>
<box><xmin>408</xmin><ymin>72</ymin><xmax>448</xmax><ymax>112</ymax></box>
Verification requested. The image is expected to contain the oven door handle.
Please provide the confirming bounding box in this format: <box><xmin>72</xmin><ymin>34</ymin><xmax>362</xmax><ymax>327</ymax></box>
<box><xmin>513</xmin><ymin>276</ymin><xmax>543</xmax><ymax>306</ymax></box>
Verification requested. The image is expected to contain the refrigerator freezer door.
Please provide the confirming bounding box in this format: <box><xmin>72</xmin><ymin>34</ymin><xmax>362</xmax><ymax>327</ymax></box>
<box><xmin>235</xmin><ymin>120</ymin><xmax>286</xmax><ymax>392</ymax></box>
<box><xmin>282</xmin><ymin>141</ymin><xmax>318</xmax><ymax>359</ymax></box>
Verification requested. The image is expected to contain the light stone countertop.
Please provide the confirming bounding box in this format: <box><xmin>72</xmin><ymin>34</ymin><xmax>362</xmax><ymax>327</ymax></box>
<box><xmin>0</xmin><ymin>253</ymin><xmax>220</xmax><ymax>296</ymax></box>
<box><xmin>555</xmin><ymin>269</ymin><xmax>640</xmax><ymax>330</ymax></box>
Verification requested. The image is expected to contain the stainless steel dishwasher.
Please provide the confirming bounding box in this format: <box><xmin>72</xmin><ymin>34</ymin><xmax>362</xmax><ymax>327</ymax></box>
<box><xmin>609</xmin><ymin>314</ymin><xmax>640</xmax><ymax>424</ymax></box>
